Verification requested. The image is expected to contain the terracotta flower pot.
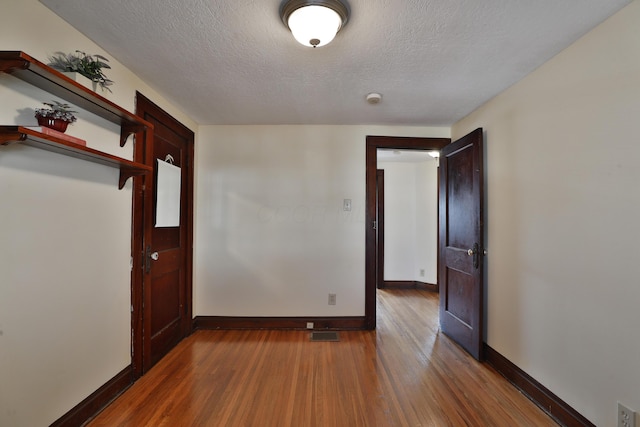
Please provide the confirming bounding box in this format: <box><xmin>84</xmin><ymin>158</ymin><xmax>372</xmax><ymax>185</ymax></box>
<box><xmin>36</xmin><ymin>116</ymin><xmax>70</xmax><ymax>133</ymax></box>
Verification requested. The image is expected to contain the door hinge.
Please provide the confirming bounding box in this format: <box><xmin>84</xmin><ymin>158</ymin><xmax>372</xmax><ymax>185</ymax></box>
<box><xmin>373</xmin><ymin>220</ymin><xmax>377</xmax><ymax>230</ymax></box>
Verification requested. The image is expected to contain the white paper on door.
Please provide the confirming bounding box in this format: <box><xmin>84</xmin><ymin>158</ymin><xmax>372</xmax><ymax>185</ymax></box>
<box><xmin>155</xmin><ymin>158</ymin><xmax>181</xmax><ymax>227</ymax></box>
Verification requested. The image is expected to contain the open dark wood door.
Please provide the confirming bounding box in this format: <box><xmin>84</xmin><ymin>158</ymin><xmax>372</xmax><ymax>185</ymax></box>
<box><xmin>133</xmin><ymin>93</ymin><xmax>194</xmax><ymax>374</ymax></box>
<box><xmin>438</xmin><ymin>128</ymin><xmax>484</xmax><ymax>360</ymax></box>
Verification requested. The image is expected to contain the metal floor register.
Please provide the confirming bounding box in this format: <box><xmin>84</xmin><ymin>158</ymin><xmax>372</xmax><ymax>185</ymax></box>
<box><xmin>309</xmin><ymin>331</ymin><xmax>340</xmax><ymax>342</ymax></box>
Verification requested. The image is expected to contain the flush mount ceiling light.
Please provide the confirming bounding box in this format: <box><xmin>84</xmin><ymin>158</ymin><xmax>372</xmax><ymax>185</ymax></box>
<box><xmin>280</xmin><ymin>0</ymin><xmax>350</xmax><ymax>48</ymax></box>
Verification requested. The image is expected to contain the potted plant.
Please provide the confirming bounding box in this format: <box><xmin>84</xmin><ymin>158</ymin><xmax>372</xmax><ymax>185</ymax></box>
<box><xmin>47</xmin><ymin>50</ymin><xmax>114</xmax><ymax>92</ymax></box>
<box><xmin>35</xmin><ymin>101</ymin><xmax>78</xmax><ymax>133</ymax></box>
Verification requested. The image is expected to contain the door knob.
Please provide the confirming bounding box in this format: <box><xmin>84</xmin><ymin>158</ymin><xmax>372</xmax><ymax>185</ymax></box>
<box><xmin>468</xmin><ymin>243</ymin><xmax>480</xmax><ymax>269</ymax></box>
<box><xmin>150</xmin><ymin>252</ymin><xmax>159</xmax><ymax>261</ymax></box>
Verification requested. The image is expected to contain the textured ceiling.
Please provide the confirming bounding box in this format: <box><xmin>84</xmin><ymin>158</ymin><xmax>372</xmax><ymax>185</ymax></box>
<box><xmin>39</xmin><ymin>0</ymin><xmax>631</xmax><ymax>126</ymax></box>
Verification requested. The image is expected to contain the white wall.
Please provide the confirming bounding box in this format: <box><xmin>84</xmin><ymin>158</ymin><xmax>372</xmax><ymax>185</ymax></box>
<box><xmin>377</xmin><ymin>160</ymin><xmax>438</xmax><ymax>283</ymax></box>
<box><xmin>415</xmin><ymin>160</ymin><xmax>438</xmax><ymax>283</ymax></box>
<box><xmin>0</xmin><ymin>1</ymin><xmax>196</xmax><ymax>426</ymax></box>
<box><xmin>194</xmin><ymin>125</ymin><xmax>448</xmax><ymax>317</ymax></box>
<box><xmin>379</xmin><ymin>162</ymin><xmax>417</xmax><ymax>281</ymax></box>
<box><xmin>452</xmin><ymin>2</ymin><xmax>640</xmax><ymax>426</ymax></box>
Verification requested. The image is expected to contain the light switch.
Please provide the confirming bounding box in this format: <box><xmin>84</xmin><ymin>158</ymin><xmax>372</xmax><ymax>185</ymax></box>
<box><xmin>343</xmin><ymin>199</ymin><xmax>352</xmax><ymax>211</ymax></box>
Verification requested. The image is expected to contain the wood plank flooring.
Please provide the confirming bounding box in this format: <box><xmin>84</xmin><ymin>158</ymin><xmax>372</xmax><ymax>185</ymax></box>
<box><xmin>88</xmin><ymin>289</ymin><xmax>557</xmax><ymax>426</ymax></box>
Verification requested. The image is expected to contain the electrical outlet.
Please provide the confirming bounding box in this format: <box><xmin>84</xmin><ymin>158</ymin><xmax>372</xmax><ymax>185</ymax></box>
<box><xmin>306</xmin><ymin>322</ymin><xmax>314</xmax><ymax>329</ymax></box>
<box><xmin>328</xmin><ymin>293</ymin><xmax>336</xmax><ymax>305</ymax></box>
<box><xmin>343</xmin><ymin>199</ymin><xmax>351</xmax><ymax>211</ymax></box>
<box><xmin>618</xmin><ymin>402</ymin><xmax>636</xmax><ymax>427</ymax></box>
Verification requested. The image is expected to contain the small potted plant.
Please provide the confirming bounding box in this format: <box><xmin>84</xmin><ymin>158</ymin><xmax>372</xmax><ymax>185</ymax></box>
<box><xmin>35</xmin><ymin>101</ymin><xmax>78</xmax><ymax>133</ymax></box>
<box><xmin>48</xmin><ymin>50</ymin><xmax>114</xmax><ymax>92</ymax></box>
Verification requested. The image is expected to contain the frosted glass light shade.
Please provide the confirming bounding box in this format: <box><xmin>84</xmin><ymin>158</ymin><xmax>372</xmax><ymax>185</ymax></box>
<box><xmin>280</xmin><ymin>0</ymin><xmax>350</xmax><ymax>48</ymax></box>
<box><xmin>288</xmin><ymin>5</ymin><xmax>342</xmax><ymax>47</ymax></box>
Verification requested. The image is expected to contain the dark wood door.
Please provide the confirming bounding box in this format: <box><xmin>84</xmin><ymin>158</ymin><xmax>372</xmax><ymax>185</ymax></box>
<box><xmin>134</xmin><ymin>93</ymin><xmax>194</xmax><ymax>373</ymax></box>
<box><xmin>438</xmin><ymin>128</ymin><xmax>484</xmax><ymax>360</ymax></box>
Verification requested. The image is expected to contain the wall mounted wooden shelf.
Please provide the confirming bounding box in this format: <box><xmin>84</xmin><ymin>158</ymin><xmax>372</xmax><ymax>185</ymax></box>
<box><xmin>0</xmin><ymin>51</ymin><xmax>152</xmax><ymax>147</ymax></box>
<box><xmin>0</xmin><ymin>51</ymin><xmax>154</xmax><ymax>189</ymax></box>
<box><xmin>0</xmin><ymin>126</ymin><xmax>152</xmax><ymax>189</ymax></box>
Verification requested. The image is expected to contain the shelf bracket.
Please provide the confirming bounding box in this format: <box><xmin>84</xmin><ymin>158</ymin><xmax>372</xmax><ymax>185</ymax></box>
<box><xmin>0</xmin><ymin>58</ymin><xmax>29</xmax><ymax>73</ymax></box>
<box><xmin>0</xmin><ymin>131</ymin><xmax>27</xmax><ymax>146</ymax></box>
<box><xmin>120</xmin><ymin>124</ymin><xmax>145</xmax><ymax>147</ymax></box>
<box><xmin>119</xmin><ymin>167</ymin><xmax>148</xmax><ymax>190</ymax></box>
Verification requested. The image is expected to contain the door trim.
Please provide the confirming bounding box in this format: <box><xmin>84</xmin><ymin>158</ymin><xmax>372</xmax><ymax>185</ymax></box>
<box><xmin>130</xmin><ymin>113</ymin><xmax>149</xmax><ymax>379</ymax></box>
<box><xmin>131</xmin><ymin>92</ymin><xmax>194</xmax><ymax>378</ymax></box>
<box><xmin>365</xmin><ymin>136</ymin><xmax>450</xmax><ymax>329</ymax></box>
<box><xmin>376</xmin><ymin>169</ymin><xmax>384</xmax><ymax>289</ymax></box>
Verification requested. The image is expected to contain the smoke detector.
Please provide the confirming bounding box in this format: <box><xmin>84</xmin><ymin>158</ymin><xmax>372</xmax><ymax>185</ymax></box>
<box><xmin>366</xmin><ymin>93</ymin><xmax>382</xmax><ymax>104</ymax></box>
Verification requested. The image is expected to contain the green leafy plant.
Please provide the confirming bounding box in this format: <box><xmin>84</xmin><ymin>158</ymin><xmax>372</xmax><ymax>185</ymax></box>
<box><xmin>48</xmin><ymin>50</ymin><xmax>114</xmax><ymax>92</ymax></box>
<box><xmin>35</xmin><ymin>101</ymin><xmax>78</xmax><ymax>123</ymax></box>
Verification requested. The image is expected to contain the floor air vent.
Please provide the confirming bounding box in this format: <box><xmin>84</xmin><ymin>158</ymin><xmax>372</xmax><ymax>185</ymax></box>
<box><xmin>310</xmin><ymin>331</ymin><xmax>339</xmax><ymax>342</ymax></box>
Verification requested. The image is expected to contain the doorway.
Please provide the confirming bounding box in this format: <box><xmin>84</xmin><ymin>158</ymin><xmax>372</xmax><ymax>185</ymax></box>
<box><xmin>376</xmin><ymin>151</ymin><xmax>439</xmax><ymax>292</ymax></box>
<box><xmin>131</xmin><ymin>93</ymin><xmax>195</xmax><ymax>377</ymax></box>
<box><xmin>365</xmin><ymin>136</ymin><xmax>450</xmax><ymax>329</ymax></box>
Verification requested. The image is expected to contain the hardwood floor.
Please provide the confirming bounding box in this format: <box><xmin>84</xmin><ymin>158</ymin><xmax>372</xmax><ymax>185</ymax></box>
<box><xmin>88</xmin><ymin>289</ymin><xmax>557</xmax><ymax>426</ymax></box>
